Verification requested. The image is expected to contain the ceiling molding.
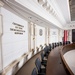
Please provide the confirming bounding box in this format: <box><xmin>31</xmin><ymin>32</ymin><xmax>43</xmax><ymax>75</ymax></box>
<box><xmin>0</xmin><ymin>1</ymin><xmax>4</xmax><ymax>7</ymax></box>
<box><xmin>37</xmin><ymin>0</ymin><xmax>46</xmax><ymax>5</ymax></box>
<box><xmin>1</xmin><ymin>0</ymin><xmax>61</xmax><ymax>29</ymax></box>
<box><xmin>14</xmin><ymin>0</ymin><xmax>63</xmax><ymax>28</ymax></box>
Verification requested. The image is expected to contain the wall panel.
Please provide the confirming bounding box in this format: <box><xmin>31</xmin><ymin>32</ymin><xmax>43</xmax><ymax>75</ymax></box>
<box><xmin>36</xmin><ymin>25</ymin><xmax>45</xmax><ymax>47</ymax></box>
<box><xmin>1</xmin><ymin>8</ymin><xmax>28</xmax><ymax>68</ymax></box>
<box><xmin>0</xmin><ymin>14</ymin><xmax>3</xmax><ymax>72</ymax></box>
<box><xmin>50</xmin><ymin>29</ymin><xmax>58</xmax><ymax>43</ymax></box>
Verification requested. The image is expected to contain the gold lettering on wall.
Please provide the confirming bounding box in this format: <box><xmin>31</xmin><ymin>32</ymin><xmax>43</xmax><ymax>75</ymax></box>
<box><xmin>10</xmin><ymin>22</ymin><xmax>25</xmax><ymax>35</ymax></box>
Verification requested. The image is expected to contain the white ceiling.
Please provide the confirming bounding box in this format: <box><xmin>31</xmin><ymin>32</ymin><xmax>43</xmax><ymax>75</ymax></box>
<box><xmin>1</xmin><ymin>0</ymin><xmax>75</xmax><ymax>29</ymax></box>
<box><xmin>53</xmin><ymin>0</ymin><xmax>75</xmax><ymax>29</ymax></box>
<box><xmin>2</xmin><ymin>0</ymin><xmax>62</xmax><ymax>29</ymax></box>
<box><xmin>52</xmin><ymin>0</ymin><xmax>71</xmax><ymax>23</ymax></box>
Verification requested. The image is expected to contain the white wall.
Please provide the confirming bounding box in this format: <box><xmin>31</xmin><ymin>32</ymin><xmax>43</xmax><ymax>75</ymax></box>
<box><xmin>58</xmin><ymin>29</ymin><xmax>64</xmax><ymax>42</ymax></box>
<box><xmin>1</xmin><ymin>8</ymin><xmax>28</xmax><ymax>68</ymax></box>
<box><xmin>35</xmin><ymin>25</ymin><xmax>45</xmax><ymax>47</ymax></box>
<box><xmin>0</xmin><ymin>39</ymin><xmax>2</xmax><ymax>72</ymax></box>
<box><xmin>50</xmin><ymin>29</ymin><xmax>58</xmax><ymax>43</ymax></box>
<box><xmin>68</xmin><ymin>30</ymin><xmax>72</xmax><ymax>42</ymax></box>
<box><xmin>0</xmin><ymin>14</ymin><xmax>3</xmax><ymax>72</ymax></box>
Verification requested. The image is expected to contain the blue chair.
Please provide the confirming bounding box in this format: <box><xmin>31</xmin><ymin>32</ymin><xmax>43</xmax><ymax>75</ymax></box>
<box><xmin>31</xmin><ymin>68</ymin><xmax>37</xmax><ymax>75</ymax></box>
<box><xmin>43</xmin><ymin>46</ymin><xmax>49</xmax><ymax>58</ymax></box>
<box><xmin>35</xmin><ymin>58</ymin><xmax>46</xmax><ymax>74</ymax></box>
<box><xmin>41</xmin><ymin>52</ymin><xmax>47</xmax><ymax>67</ymax></box>
<box><xmin>31</xmin><ymin>68</ymin><xmax>46</xmax><ymax>75</ymax></box>
<box><xmin>49</xmin><ymin>44</ymin><xmax>51</xmax><ymax>51</ymax></box>
<box><xmin>51</xmin><ymin>43</ymin><xmax>54</xmax><ymax>49</ymax></box>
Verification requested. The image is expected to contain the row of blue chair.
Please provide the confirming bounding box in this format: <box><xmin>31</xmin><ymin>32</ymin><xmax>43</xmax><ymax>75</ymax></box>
<box><xmin>43</xmin><ymin>41</ymin><xmax>71</xmax><ymax>59</ymax></box>
<box><xmin>32</xmin><ymin>57</ymin><xmax>46</xmax><ymax>75</ymax></box>
<box><xmin>31</xmin><ymin>41</ymin><xmax>71</xmax><ymax>75</ymax></box>
<box><xmin>63</xmin><ymin>41</ymin><xmax>71</xmax><ymax>45</ymax></box>
<box><xmin>31</xmin><ymin>68</ymin><xmax>45</xmax><ymax>75</ymax></box>
<box><xmin>31</xmin><ymin>50</ymin><xmax>48</xmax><ymax>75</ymax></box>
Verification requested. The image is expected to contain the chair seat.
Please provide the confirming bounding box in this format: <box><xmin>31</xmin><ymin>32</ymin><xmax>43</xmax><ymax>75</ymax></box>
<box><xmin>40</xmin><ymin>68</ymin><xmax>46</xmax><ymax>73</ymax></box>
<box><xmin>44</xmin><ymin>53</ymin><xmax>48</xmax><ymax>58</ymax></box>
<box><xmin>42</xmin><ymin>60</ymin><xmax>47</xmax><ymax>63</ymax></box>
<box><xmin>31</xmin><ymin>68</ymin><xmax>46</xmax><ymax>75</ymax></box>
<box><xmin>41</xmin><ymin>60</ymin><xmax>47</xmax><ymax>66</ymax></box>
<box><xmin>38</xmin><ymin>73</ymin><xmax>46</xmax><ymax>75</ymax></box>
<box><xmin>41</xmin><ymin>62</ymin><xmax>47</xmax><ymax>67</ymax></box>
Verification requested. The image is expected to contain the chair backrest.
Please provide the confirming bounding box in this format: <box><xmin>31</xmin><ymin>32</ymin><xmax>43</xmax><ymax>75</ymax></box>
<box><xmin>55</xmin><ymin>43</ymin><xmax>56</xmax><ymax>47</ymax></box>
<box><xmin>49</xmin><ymin>44</ymin><xmax>51</xmax><ymax>50</ymax></box>
<box><xmin>60</xmin><ymin>42</ymin><xmax>62</xmax><ymax>45</ymax></box>
<box><xmin>44</xmin><ymin>46</ymin><xmax>48</xmax><ymax>53</ymax></box>
<box><xmin>52</xmin><ymin>43</ymin><xmax>54</xmax><ymax>49</ymax></box>
<box><xmin>31</xmin><ymin>68</ymin><xmax>37</xmax><ymax>75</ymax></box>
<box><xmin>41</xmin><ymin>52</ymin><xmax>44</xmax><ymax>61</ymax></box>
<box><xmin>35</xmin><ymin>58</ymin><xmax>41</xmax><ymax>73</ymax></box>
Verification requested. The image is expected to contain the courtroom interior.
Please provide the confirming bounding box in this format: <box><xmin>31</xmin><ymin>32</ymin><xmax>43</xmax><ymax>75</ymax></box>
<box><xmin>0</xmin><ymin>0</ymin><xmax>75</xmax><ymax>75</ymax></box>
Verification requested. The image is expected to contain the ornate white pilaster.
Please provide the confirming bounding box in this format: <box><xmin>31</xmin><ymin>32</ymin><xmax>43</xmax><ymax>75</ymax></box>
<box><xmin>0</xmin><ymin>14</ymin><xmax>3</xmax><ymax>73</ymax></box>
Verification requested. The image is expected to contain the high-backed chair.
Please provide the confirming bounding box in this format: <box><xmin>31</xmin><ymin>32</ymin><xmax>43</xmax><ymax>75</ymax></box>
<box><xmin>31</xmin><ymin>68</ymin><xmax>45</xmax><ymax>75</ymax></box>
<box><xmin>35</xmin><ymin>58</ymin><xmax>46</xmax><ymax>74</ymax></box>
<box><xmin>63</xmin><ymin>41</ymin><xmax>66</xmax><ymax>45</ymax></box>
<box><xmin>31</xmin><ymin>68</ymin><xmax>37</xmax><ymax>75</ymax></box>
<box><xmin>60</xmin><ymin>42</ymin><xmax>62</xmax><ymax>46</ymax></box>
<box><xmin>41</xmin><ymin>52</ymin><xmax>47</xmax><ymax>67</ymax></box>
<box><xmin>57</xmin><ymin>42</ymin><xmax>59</xmax><ymax>46</ymax></box>
<box><xmin>67</xmin><ymin>41</ymin><xmax>71</xmax><ymax>45</ymax></box>
<box><xmin>43</xmin><ymin>47</ymin><xmax>49</xmax><ymax>58</ymax></box>
<box><xmin>49</xmin><ymin>44</ymin><xmax>51</xmax><ymax>51</ymax></box>
<box><xmin>52</xmin><ymin>43</ymin><xmax>54</xmax><ymax>49</ymax></box>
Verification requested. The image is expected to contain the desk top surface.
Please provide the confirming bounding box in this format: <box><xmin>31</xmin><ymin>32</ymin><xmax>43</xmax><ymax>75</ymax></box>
<box><xmin>64</xmin><ymin>49</ymin><xmax>75</xmax><ymax>75</ymax></box>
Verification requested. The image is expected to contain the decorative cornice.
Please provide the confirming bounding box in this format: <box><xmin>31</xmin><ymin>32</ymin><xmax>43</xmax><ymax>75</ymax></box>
<box><xmin>0</xmin><ymin>1</ymin><xmax>4</xmax><ymax>7</ymax></box>
<box><xmin>37</xmin><ymin>0</ymin><xmax>57</xmax><ymax>17</ymax></box>
<box><xmin>37</xmin><ymin>0</ymin><xmax>46</xmax><ymax>5</ymax></box>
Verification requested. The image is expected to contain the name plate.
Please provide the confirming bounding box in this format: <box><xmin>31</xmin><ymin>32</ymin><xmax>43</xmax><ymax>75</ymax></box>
<box><xmin>10</xmin><ymin>22</ymin><xmax>25</xmax><ymax>35</ymax></box>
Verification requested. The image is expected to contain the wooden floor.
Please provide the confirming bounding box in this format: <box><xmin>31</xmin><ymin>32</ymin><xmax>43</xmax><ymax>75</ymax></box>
<box><xmin>15</xmin><ymin>52</ymin><xmax>42</xmax><ymax>75</ymax></box>
<box><xmin>16</xmin><ymin>46</ymin><xmax>70</xmax><ymax>75</ymax></box>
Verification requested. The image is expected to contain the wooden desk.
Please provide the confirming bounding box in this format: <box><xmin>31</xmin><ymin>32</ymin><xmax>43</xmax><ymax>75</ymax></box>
<box><xmin>60</xmin><ymin>44</ymin><xmax>75</xmax><ymax>75</ymax></box>
<box><xmin>64</xmin><ymin>50</ymin><xmax>75</xmax><ymax>75</ymax></box>
<box><xmin>46</xmin><ymin>46</ymin><xmax>69</xmax><ymax>75</ymax></box>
